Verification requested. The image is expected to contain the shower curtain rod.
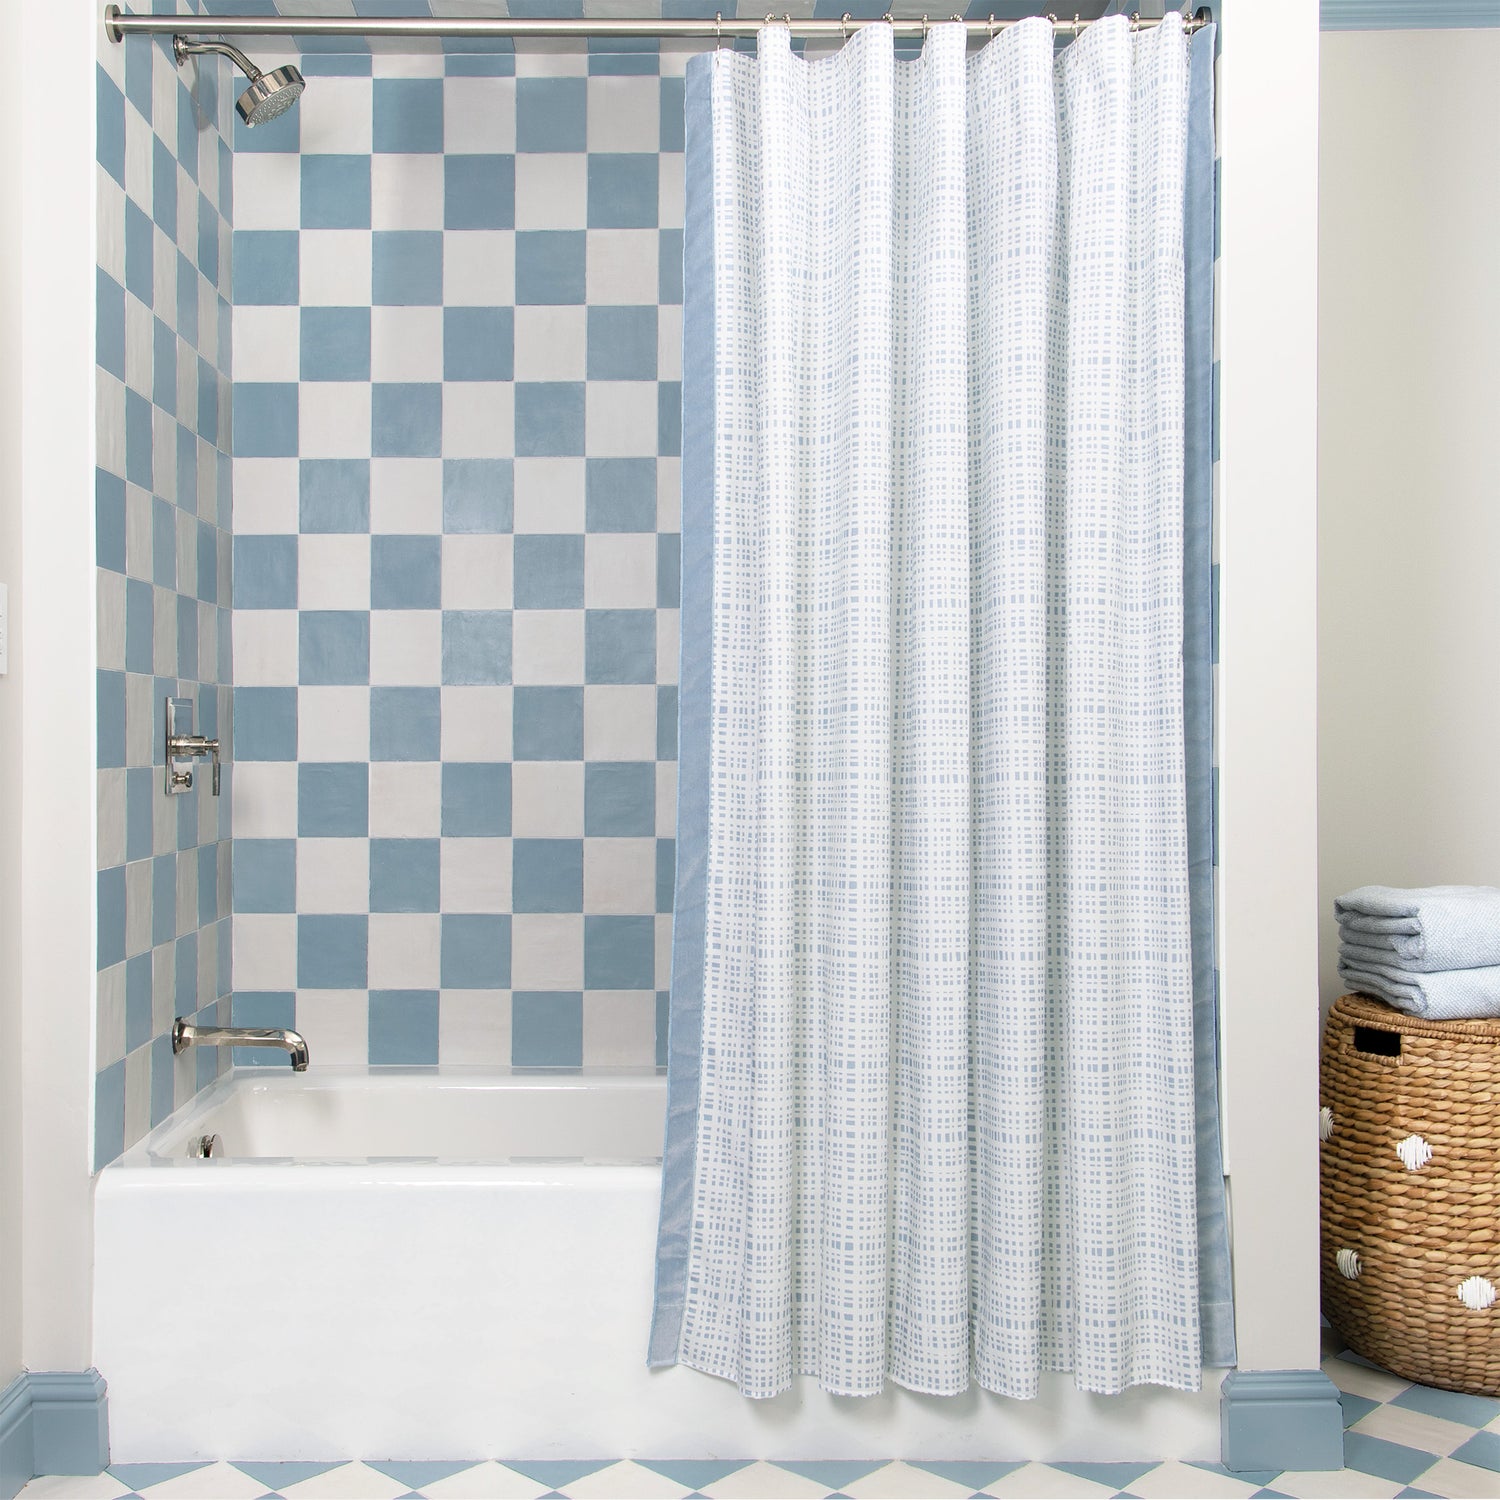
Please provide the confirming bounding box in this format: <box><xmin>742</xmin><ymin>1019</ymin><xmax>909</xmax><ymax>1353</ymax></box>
<box><xmin>105</xmin><ymin>4</ymin><xmax>1208</xmax><ymax>44</ymax></box>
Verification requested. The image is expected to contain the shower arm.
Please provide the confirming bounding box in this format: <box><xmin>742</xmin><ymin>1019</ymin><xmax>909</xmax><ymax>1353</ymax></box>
<box><xmin>171</xmin><ymin>34</ymin><xmax>266</xmax><ymax>83</ymax></box>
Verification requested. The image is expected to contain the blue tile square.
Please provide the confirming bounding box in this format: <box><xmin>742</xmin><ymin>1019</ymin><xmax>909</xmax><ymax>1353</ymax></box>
<box><xmin>198</xmin><ymin>844</ymin><xmax>218</xmax><ymax>927</ymax></box>
<box><xmin>515</xmin><ymin>231</ymin><xmax>586</xmax><ymax>306</ymax></box>
<box><xmin>516</xmin><ymin>78</ymin><xmax>586</xmax><ymax>152</ymax></box>
<box><xmin>443</xmin><ymin>459</ymin><xmax>513</xmax><ymax>534</ymax></box>
<box><xmin>445</xmin><ymin>155</ymin><xmax>515</xmax><ymax>230</ymax></box>
<box><xmin>656</xmin><ymin>989</ymin><xmax>669</xmax><ymax>1066</ymax></box>
<box><xmin>513</xmin><ymin>686</ymin><xmax>583</xmax><ymax>761</ymax></box>
<box><xmin>301</xmin><ymin>155</ymin><xmax>372</xmax><ymax>230</ymax></box>
<box><xmin>153</xmin><ymin>497</ymin><xmax>176</xmax><ymax>586</ymax></box>
<box><xmin>371</xmin><ymin>686</ymin><xmax>441</xmax><ymax>761</ymax></box>
<box><xmin>96</xmin><ymin>671</ymin><xmax>126</xmax><ymax>770</ymax></box>
<box><xmin>297</xmin><ymin>762</ymin><xmax>369</xmax><ymax>837</ymax></box>
<box><xmin>585</xmin><ymin>457</ymin><xmax>656</xmax><ymax>532</ymax></box>
<box><xmin>150</xmin><ymin>1033</ymin><xmax>175</xmax><ymax>1126</ymax></box>
<box><xmin>372</xmin><ymin>382</ymin><xmax>443</xmax><ymax>458</ymax></box>
<box><xmin>370</xmin><ymin>990</ymin><xmax>440</xmax><ymax>1065</ymax></box>
<box><xmin>586</xmin><ymin>306</ymin><xmax>657</xmax><ymax>380</ymax></box>
<box><xmin>152</xmin><ymin>316</ymin><xmax>177</xmax><ymax>414</ymax></box>
<box><xmin>297</xmin><ymin>914</ymin><xmax>368</xmax><ymax>989</ymax></box>
<box><xmin>513</xmin><ymin>839</ymin><xmax>584</xmax><ymax>913</ymax></box>
<box><xmin>174</xmin><ymin>933</ymin><xmax>199</xmax><ymax>1014</ymax></box>
<box><xmin>373</xmin><ymin>231</ymin><xmax>444</xmax><ymax>306</ymax></box>
<box><xmin>301</xmin><ymin>306</ymin><xmax>371</xmax><ymax>382</ymax></box>
<box><xmin>95</xmin><ymin>1059</ymin><xmax>125</xmax><ymax>1171</ymax></box>
<box><xmin>656</xmin><ymin>839</ymin><xmax>675</xmax><ymax>913</ymax></box>
<box><xmin>512</xmin><ymin>992</ymin><xmax>582</xmax><ymax>1067</ymax></box>
<box><xmin>585</xmin><ymin>609</ymin><xmax>655</xmax><ymax>684</ymax></box>
<box><xmin>96</xmin><ymin>468</ymin><xmax>126</xmax><ymax>573</ymax></box>
<box><xmin>658</xmin><ymin>381</ymin><xmax>682</xmax><ymax>456</ymax></box>
<box><xmin>659</xmin><ymin>227</ymin><xmax>683</xmax><ymax>305</ymax></box>
<box><xmin>512</xmin><ymin>534</ymin><xmax>583</xmax><ymax>609</ymax></box>
<box><xmin>372</xmin><ymin>535</ymin><xmax>442</xmax><ymax>610</ymax></box>
<box><xmin>124</xmin><ymin>577</ymin><xmax>153</xmax><ymax>674</ymax></box>
<box><xmin>175</xmin><ymin>80</ymin><xmax>198</xmax><ymax>183</ymax></box>
<box><xmin>1392</xmin><ymin>1385</ymin><xmax>1500</xmax><ymax>1428</ymax></box>
<box><xmin>230</xmin><ymin>681</ymin><xmax>292</xmax><ymax>762</ymax></box>
<box><xmin>589</xmin><ymin>40</ymin><xmax>659</xmax><ymax>76</ymax></box>
<box><xmin>374</xmin><ymin>78</ymin><xmax>444</xmax><ymax>153</ymax></box>
<box><xmin>300</xmin><ymin>611</ymin><xmax>371</xmax><ymax>685</ymax></box>
<box><xmin>441</xmin><ymin>914</ymin><xmax>512</xmax><ymax>989</ymax></box>
<box><xmin>1343</xmin><ymin>1435</ymin><xmax>1437</xmax><ymax>1487</ymax></box>
<box><xmin>97</xmin><ymin>269</ymin><xmax>126</xmax><ymax>381</ymax></box>
<box><xmin>233</xmin><ymin>230</ymin><xmax>300</xmax><ymax>306</ymax></box>
<box><xmin>371</xmin><ymin>838</ymin><xmax>441</xmax><ymax>913</ymax></box>
<box><xmin>196</xmin><ymin>193</ymin><xmax>220</xmax><ymax>284</ymax></box>
<box><xmin>587</xmin><ymin>154</ymin><xmax>659</xmax><ymax>229</ymax></box>
<box><xmin>97</xmin><ymin>866</ymin><xmax>126</xmax><ymax>971</ymax></box>
<box><xmin>234</xmin><ymin>535</ymin><xmax>298</xmax><ymax>610</ymax></box>
<box><xmin>300</xmin><ymin>459</ymin><xmax>371</xmax><ymax>534</ymax></box>
<box><xmin>152</xmin><ymin>853</ymin><xmax>177</xmax><ymax>946</ymax></box>
<box><xmin>585</xmin><ymin>915</ymin><xmax>655</xmax><ymax>988</ymax></box>
<box><xmin>660</xmin><ymin>76</ymin><xmax>685</xmax><ymax>151</ymax></box>
<box><xmin>197</xmin><ymin>356</ymin><xmax>221</xmax><ymax>443</ymax></box>
<box><xmin>657</xmin><ymin>533</ymin><xmax>681</xmax><ymax>607</ymax></box>
<box><xmin>177</xmin><ymin>251</ymin><xmax>199</xmax><ymax>349</ymax></box>
<box><xmin>126</xmin><ymin>767</ymin><xmax>153</xmax><ymax>863</ymax></box>
<box><xmin>97</xmin><ymin>68</ymin><xmax>125</xmax><ymax>187</ymax></box>
<box><xmin>442</xmin><ymin>610</ymin><xmax>512</xmax><ymax>686</ymax></box>
<box><xmin>231</xmin><ymin>992</ymin><xmax>296</xmax><ymax>1067</ymax></box>
<box><xmin>125</xmin><ymin>388</ymin><xmax>153</xmax><ymax>488</ymax></box>
<box><xmin>515</xmin><ymin>382</ymin><xmax>585</xmax><ymax>457</ymax></box>
<box><xmin>197</xmin><ymin>520</ymin><xmax>219</xmax><ymax>605</ymax></box>
<box><xmin>442</xmin><ymin>763</ymin><xmax>512</xmax><ymax>837</ymax></box>
<box><xmin>236</xmin><ymin>840</ymin><xmax>297</xmax><ymax>914</ymax></box>
<box><xmin>123</xmin><ymin>34</ymin><xmax>152</xmax><ymax>121</ymax></box>
<box><xmin>125</xmin><ymin>198</ymin><xmax>154</xmax><ymax>308</ymax></box>
<box><xmin>444</xmin><ymin>306</ymin><xmax>514</xmax><ymax>381</ymax></box>
<box><xmin>235</xmin><ymin>383</ymin><xmax>299</xmax><ymax>458</ymax></box>
<box><xmin>1452</xmin><ymin>1432</ymin><xmax>1500</xmax><ymax>1475</ymax></box>
<box><xmin>585</xmin><ymin>762</ymin><xmax>655</xmax><ymax>837</ymax></box>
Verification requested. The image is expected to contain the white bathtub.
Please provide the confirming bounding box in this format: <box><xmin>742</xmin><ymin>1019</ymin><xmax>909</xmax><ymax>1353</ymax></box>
<box><xmin>94</xmin><ymin>1069</ymin><xmax>1221</xmax><ymax>1463</ymax></box>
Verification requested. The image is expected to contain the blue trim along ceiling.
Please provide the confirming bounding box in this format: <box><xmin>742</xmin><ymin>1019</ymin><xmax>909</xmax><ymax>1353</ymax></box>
<box><xmin>1322</xmin><ymin>1</ymin><xmax>1500</xmax><ymax>26</ymax></box>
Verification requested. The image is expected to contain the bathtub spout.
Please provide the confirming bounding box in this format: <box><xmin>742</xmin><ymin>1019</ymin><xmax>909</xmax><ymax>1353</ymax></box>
<box><xmin>173</xmin><ymin>1019</ymin><xmax>310</xmax><ymax>1071</ymax></box>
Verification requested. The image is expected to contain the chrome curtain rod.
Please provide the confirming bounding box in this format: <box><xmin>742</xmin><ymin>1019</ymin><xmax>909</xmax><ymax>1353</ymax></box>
<box><xmin>105</xmin><ymin>5</ymin><xmax>1208</xmax><ymax>43</ymax></box>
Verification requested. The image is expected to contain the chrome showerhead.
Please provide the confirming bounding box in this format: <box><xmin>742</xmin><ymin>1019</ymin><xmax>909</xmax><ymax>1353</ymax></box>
<box><xmin>172</xmin><ymin>34</ymin><xmax>306</xmax><ymax>129</ymax></box>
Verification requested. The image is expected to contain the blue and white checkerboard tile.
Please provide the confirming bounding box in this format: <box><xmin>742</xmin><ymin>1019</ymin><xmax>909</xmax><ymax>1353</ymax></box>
<box><xmin>230</xmin><ymin>41</ymin><xmax>682</xmax><ymax>1070</ymax></box>
<box><xmin>95</xmin><ymin>3</ymin><xmax>236</xmax><ymax>1170</ymax></box>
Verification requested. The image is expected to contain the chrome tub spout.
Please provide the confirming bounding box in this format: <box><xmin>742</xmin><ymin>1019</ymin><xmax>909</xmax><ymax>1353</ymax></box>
<box><xmin>173</xmin><ymin>1019</ymin><xmax>310</xmax><ymax>1071</ymax></box>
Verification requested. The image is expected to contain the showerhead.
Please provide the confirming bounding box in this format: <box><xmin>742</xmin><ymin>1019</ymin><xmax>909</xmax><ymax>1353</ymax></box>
<box><xmin>172</xmin><ymin>34</ymin><xmax>306</xmax><ymax>128</ymax></box>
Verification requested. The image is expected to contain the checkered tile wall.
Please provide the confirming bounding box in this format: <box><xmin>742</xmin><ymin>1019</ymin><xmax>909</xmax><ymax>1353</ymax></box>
<box><xmin>95</xmin><ymin>9</ymin><xmax>236</xmax><ymax>1169</ymax></box>
<box><xmin>229</xmin><ymin>43</ymin><xmax>685</xmax><ymax>1070</ymax></box>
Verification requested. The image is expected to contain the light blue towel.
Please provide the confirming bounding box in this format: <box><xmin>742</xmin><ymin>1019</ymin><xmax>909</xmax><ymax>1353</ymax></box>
<box><xmin>1335</xmin><ymin>884</ymin><xmax>1500</xmax><ymax>972</ymax></box>
<box><xmin>1338</xmin><ymin>959</ymin><xmax>1500</xmax><ymax>1020</ymax></box>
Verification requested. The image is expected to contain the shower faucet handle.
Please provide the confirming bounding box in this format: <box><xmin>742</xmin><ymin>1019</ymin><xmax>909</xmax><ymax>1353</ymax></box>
<box><xmin>168</xmin><ymin>733</ymin><xmax>221</xmax><ymax>796</ymax></box>
<box><xmin>165</xmin><ymin>698</ymin><xmax>222</xmax><ymax>797</ymax></box>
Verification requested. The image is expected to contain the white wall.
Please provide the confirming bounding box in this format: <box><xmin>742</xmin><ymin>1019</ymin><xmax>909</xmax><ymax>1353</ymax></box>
<box><xmin>1318</xmin><ymin>31</ymin><xmax>1500</xmax><ymax>1010</ymax></box>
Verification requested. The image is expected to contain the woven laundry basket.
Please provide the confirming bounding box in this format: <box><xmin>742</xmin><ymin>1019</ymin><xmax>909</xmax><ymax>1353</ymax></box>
<box><xmin>1321</xmin><ymin>993</ymin><xmax>1500</xmax><ymax>1396</ymax></box>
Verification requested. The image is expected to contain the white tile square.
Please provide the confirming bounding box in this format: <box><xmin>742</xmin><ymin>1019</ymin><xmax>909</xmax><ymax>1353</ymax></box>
<box><xmin>231</xmin><ymin>762</ymin><xmax>299</xmax><ymax>840</ymax></box>
<box><xmin>297</xmin><ymin>838</ymin><xmax>371</xmax><ymax>916</ymax></box>
<box><xmin>513</xmin><ymin>305</ymin><xmax>587</xmax><ymax>381</ymax></box>
<box><xmin>698</xmin><ymin>1463</ymin><xmax>827</xmax><ymax>1500</ymax></box>
<box><xmin>368</xmin><ymin>761</ymin><xmax>443</xmax><ymax>837</ymax></box>
<box><xmin>844</xmin><ymin>1462</ymin><xmax>977</xmax><ymax>1500</ymax></box>
<box><xmin>1127</xmin><ymin>1462</ymin><xmax>1259</xmax><ymax>1499</ymax></box>
<box><xmin>300</xmin><ymin>383</ymin><xmax>375</xmax><ymax>460</ymax></box>
<box><xmin>585</xmin><ymin>533</ymin><xmax>656</xmax><ymax>609</ymax></box>
<box><xmin>1404</xmin><ymin>1458</ymin><xmax>1500</xmax><ymax>1499</ymax></box>
<box><xmin>442</xmin><ymin>685</ymin><xmax>513</xmax><ymax>760</ymax></box>
<box><xmin>96</xmin><ymin>962</ymin><xmax>126</xmax><ymax>1071</ymax></box>
<box><xmin>234</xmin><ymin>913</ymin><xmax>297</xmax><ymax>990</ymax></box>
<box><xmin>421</xmin><ymin>1461</ymin><xmax>551</xmax><ymax>1499</ymax></box>
<box><xmin>439</xmin><ymin>990</ymin><xmax>512</xmax><ymax>1065</ymax></box>
<box><xmin>1349</xmin><ymin>1402</ymin><xmax>1476</xmax><ymax>1456</ymax></box>
<box><xmin>584</xmin><ymin>684</ymin><xmax>657</xmax><ymax>760</ymax></box>
<box><xmin>658</xmin><ymin>302</ymin><xmax>683</xmax><ymax>382</ymax></box>
<box><xmin>371</xmin><ymin>305</ymin><xmax>445</xmax><ymax>383</ymax></box>
<box><xmin>510</xmin><ymin>913</ymin><xmax>585</xmax><ymax>990</ymax></box>
<box><xmin>586</xmin><ymin>381</ymin><xmax>660</xmax><ymax>457</ymax></box>
<box><xmin>983</xmin><ymin>1464</ymin><xmax>1115</xmax><ymax>1499</ymax></box>
<box><xmin>300</xmin><ymin>230</ymin><xmax>374</xmax><ymax>306</ymax></box>
<box><xmin>443</xmin><ymin>534</ymin><xmax>513</xmax><ymax>610</ymax></box>
<box><xmin>233</xmin><ymin>609</ymin><xmax>299</xmax><ymax>687</ymax></box>
<box><xmin>371</xmin><ymin>154</ymin><xmax>445</xmax><ymax>230</ymax></box>
<box><xmin>18</xmin><ymin>1472</ymin><xmax>133</xmax><ymax>1497</ymax></box>
<box><xmin>97</xmin><ymin>573</ymin><xmax>125</xmax><ymax>672</ymax></box>
<box><xmin>583</xmin><ymin>837</ymin><xmax>656</xmax><ymax>915</ymax></box>
<box><xmin>514</xmin><ymin>153</ymin><xmax>589</xmax><ymax>230</ymax></box>
<box><xmin>655</xmin><ymin>762</ymin><xmax>677</xmax><ymax>837</ymax></box>
<box><xmin>367</xmin><ymin>913</ymin><xmax>442</xmax><ymax>990</ymax></box>
<box><xmin>124</xmin><ymin>291</ymin><xmax>152</xmax><ymax>398</ymax></box>
<box><xmin>659</xmin><ymin>150</ymin><xmax>685</xmax><ymax>228</ymax></box>
<box><xmin>370</xmin><ymin>609</ymin><xmax>443</xmax><ymax>686</ymax></box>
<box><xmin>98</xmin><ymin>170</ymin><xmax>126</xmax><ymax>284</ymax></box>
<box><xmin>371</xmin><ymin>51</ymin><xmax>446</xmax><ymax>78</ymax></box>
<box><xmin>512</xmin><ymin>610</ymin><xmax>585</xmax><ymax>686</ymax></box>
<box><xmin>370</xmin><ymin>456</ymin><xmax>443</xmax><ymax>533</ymax></box>
<box><xmin>444</xmin><ymin>382</ymin><xmax>515</xmax><ymax>459</ymax></box>
<box><xmin>586</xmin><ymin>228</ymin><xmax>659</xmax><ymax>305</ymax></box>
<box><xmin>657</xmin><ymin>607</ymin><xmax>680</xmax><ymax>685</ymax></box>
<box><xmin>513</xmin><ymin>457</ymin><xmax>585</xmax><ymax>533</ymax></box>
<box><xmin>441</xmin><ymin>837</ymin><xmax>512</xmax><ymax>914</ymax></box>
<box><xmin>298</xmin><ymin>533</ymin><xmax>372</xmax><ymax>611</ymax></box>
<box><xmin>586</xmin><ymin>77</ymin><xmax>661</xmax><ymax>153</ymax></box>
<box><xmin>277</xmin><ymin>1460</ymin><xmax>410</xmax><ymax>1500</ymax></box>
<box><xmin>1322</xmin><ymin>1355</ymin><xmax>1414</xmax><ymax>1403</ymax></box>
<box><xmin>444</xmin><ymin>76</ymin><xmax>516</xmax><ymax>154</ymax></box>
<box><xmin>655</xmin><ymin>457</ymin><xmax>681</xmax><ymax>531</ymax></box>
<box><xmin>511</xmin><ymin>761</ymin><xmax>584</xmax><ymax>837</ymax></box>
<box><xmin>513</xmin><ymin>45</ymin><xmax>589</xmax><ymax>78</ymax></box>
<box><xmin>299</xmin><ymin>75</ymin><xmax>375</xmax><ymax>154</ymax></box>
<box><xmin>1265</xmin><ymin>1471</ymin><xmax>1402</xmax><ymax>1499</ymax></box>
<box><xmin>564</xmin><ymin>1458</ymin><xmax>688</xmax><ymax>1498</ymax></box>
<box><xmin>232</xmin><ymin>152</ymin><xmax>302</xmax><ymax>229</ymax></box>
<box><xmin>444</xmin><ymin>229</ymin><xmax>515</xmax><ymax>306</ymax></box>
<box><xmin>293</xmin><ymin>990</ymin><xmax>370</xmax><ymax>1066</ymax></box>
<box><xmin>233</xmin><ymin>306</ymin><xmax>301</xmax><ymax>382</ymax></box>
<box><xmin>655</xmin><ymin>912</ymin><xmax>673</xmax><ymax>988</ymax></box>
<box><xmin>298</xmin><ymin>686</ymin><xmax>373</xmax><ymax>763</ymax></box>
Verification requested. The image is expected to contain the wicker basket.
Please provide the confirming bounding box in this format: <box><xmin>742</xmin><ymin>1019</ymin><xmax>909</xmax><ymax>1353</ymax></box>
<box><xmin>1321</xmin><ymin>993</ymin><xmax>1500</xmax><ymax>1396</ymax></box>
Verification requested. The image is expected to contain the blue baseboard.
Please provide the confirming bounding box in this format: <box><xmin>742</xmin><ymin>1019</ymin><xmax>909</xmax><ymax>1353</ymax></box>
<box><xmin>1221</xmin><ymin>1368</ymin><xmax>1344</xmax><ymax>1473</ymax></box>
<box><xmin>0</xmin><ymin>1371</ymin><xmax>108</xmax><ymax>1500</ymax></box>
<box><xmin>1323</xmin><ymin>0</ymin><xmax>1500</xmax><ymax>27</ymax></box>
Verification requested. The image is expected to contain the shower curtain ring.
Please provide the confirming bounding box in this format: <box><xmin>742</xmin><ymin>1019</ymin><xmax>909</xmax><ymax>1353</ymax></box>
<box><xmin>1074</xmin><ymin>13</ymin><xmax>1082</xmax><ymax>33</ymax></box>
<box><xmin>921</xmin><ymin>13</ymin><xmax>929</xmax><ymax>36</ymax></box>
<box><xmin>714</xmin><ymin>10</ymin><xmax>723</xmax><ymax>47</ymax></box>
<box><xmin>988</xmin><ymin>12</ymin><xmax>997</xmax><ymax>39</ymax></box>
<box><xmin>1130</xmin><ymin>10</ymin><xmax>1140</xmax><ymax>30</ymax></box>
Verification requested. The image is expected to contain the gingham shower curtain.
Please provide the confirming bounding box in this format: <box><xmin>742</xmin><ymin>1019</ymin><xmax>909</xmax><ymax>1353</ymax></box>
<box><xmin>651</xmin><ymin>12</ymin><xmax>1230</xmax><ymax>1400</ymax></box>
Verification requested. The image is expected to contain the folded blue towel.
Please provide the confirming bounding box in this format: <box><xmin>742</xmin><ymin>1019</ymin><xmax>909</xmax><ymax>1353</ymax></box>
<box><xmin>1338</xmin><ymin>959</ymin><xmax>1500</xmax><ymax>1020</ymax></box>
<box><xmin>1334</xmin><ymin>885</ymin><xmax>1500</xmax><ymax>972</ymax></box>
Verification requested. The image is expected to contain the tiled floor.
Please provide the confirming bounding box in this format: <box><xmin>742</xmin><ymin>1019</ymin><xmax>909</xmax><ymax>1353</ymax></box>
<box><xmin>22</xmin><ymin>1333</ymin><xmax>1500</xmax><ymax>1499</ymax></box>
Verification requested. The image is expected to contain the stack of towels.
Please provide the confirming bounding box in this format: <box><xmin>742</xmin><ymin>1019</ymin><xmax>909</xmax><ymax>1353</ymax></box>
<box><xmin>1337</xmin><ymin>885</ymin><xmax>1500</xmax><ymax>1020</ymax></box>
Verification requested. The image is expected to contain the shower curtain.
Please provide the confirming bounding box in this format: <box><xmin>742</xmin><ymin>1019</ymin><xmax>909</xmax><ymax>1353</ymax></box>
<box><xmin>651</xmin><ymin>12</ymin><xmax>1231</xmax><ymax>1401</ymax></box>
